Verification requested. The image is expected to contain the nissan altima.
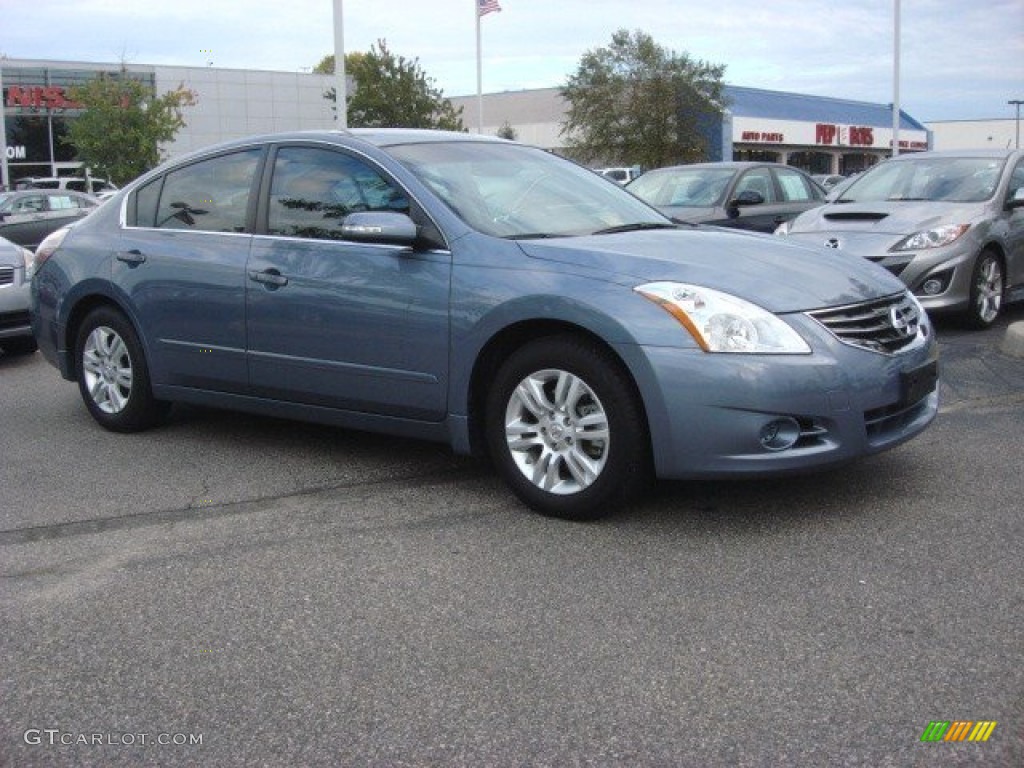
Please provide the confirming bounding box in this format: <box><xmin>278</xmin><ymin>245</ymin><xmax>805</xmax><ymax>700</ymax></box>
<box><xmin>31</xmin><ymin>130</ymin><xmax>938</xmax><ymax>520</ymax></box>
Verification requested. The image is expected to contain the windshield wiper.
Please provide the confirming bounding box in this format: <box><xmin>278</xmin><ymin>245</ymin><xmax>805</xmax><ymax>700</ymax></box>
<box><xmin>506</xmin><ymin>233</ymin><xmax>562</xmax><ymax>240</ymax></box>
<box><xmin>591</xmin><ymin>222</ymin><xmax>679</xmax><ymax>235</ymax></box>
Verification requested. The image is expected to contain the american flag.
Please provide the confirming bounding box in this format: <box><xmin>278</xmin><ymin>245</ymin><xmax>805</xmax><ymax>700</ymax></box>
<box><xmin>478</xmin><ymin>0</ymin><xmax>502</xmax><ymax>16</ymax></box>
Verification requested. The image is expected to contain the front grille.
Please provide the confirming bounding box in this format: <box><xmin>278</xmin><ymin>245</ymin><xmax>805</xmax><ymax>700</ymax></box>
<box><xmin>864</xmin><ymin>397</ymin><xmax>933</xmax><ymax>445</ymax></box>
<box><xmin>0</xmin><ymin>267</ymin><xmax>14</xmax><ymax>287</ymax></box>
<box><xmin>807</xmin><ymin>293</ymin><xmax>923</xmax><ymax>355</ymax></box>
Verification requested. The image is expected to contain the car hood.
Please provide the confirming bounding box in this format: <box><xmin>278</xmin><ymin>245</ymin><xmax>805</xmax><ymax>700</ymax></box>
<box><xmin>516</xmin><ymin>228</ymin><xmax>905</xmax><ymax>313</ymax></box>
<box><xmin>788</xmin><ymin>200</ymin><xmax>984</xmax><ymax>235</ymax></box>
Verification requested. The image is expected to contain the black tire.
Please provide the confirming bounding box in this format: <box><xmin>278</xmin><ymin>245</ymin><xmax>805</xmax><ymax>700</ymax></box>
<box><xmin>962</xmin><ymin>249</ymin><xmax>1004</xmax><ymax>329</ymax></box>
<box><xmin>74</xmin><ymin>306</ymin><xmax>170</xmax><ymax>432</ymax></box>
<box><xmin>485</xmin><ymin>335</ymin><xmax>651</xmax><ymax>520</ymax></box>
<box><xmin>1</xmin><ymin>337</ymin><xmax>38</xmax><ymax>356</ymax></box>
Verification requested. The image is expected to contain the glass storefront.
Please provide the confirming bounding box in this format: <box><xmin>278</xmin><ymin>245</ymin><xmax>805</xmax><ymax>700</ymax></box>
<box><xmin>2</xmin><ymin>65</ymin><xmax>154</xmax><ymax>186</ymax></box>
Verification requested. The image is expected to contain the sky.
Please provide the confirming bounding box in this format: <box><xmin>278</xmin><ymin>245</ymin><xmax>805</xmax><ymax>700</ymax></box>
<box><xmin>2</xmin><ymin>0</ymin><xmax>1022</xmax><ymax>123</ymax></box>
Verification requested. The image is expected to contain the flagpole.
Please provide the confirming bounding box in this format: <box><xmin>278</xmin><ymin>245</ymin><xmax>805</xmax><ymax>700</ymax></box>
<box><xmin>475</xmin><ymin>1</ymin><xmax>483</xmax><ymax>134</ymax></box>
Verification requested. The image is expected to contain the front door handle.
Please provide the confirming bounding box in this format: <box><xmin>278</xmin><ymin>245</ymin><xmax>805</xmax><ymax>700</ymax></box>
<box><xmin>248</xmin><ymin>269</ymin><xmax>288</xmax><ymax>288</ymax></box>
<box><xmin>116</xmin><ymin>249</ymin><xmax>146</xmax><ymax>265</ymax></box>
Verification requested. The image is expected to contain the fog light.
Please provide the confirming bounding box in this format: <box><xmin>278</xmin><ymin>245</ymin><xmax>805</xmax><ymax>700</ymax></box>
<box><xmin>922</xmin><ymin>278</ymin><xmax>944</xmax><ymax>296</ymax></box>
<box><xmin>759</xmin><ymin>418</ymin><xmax>801</xmax><ymax>452</ymax></box>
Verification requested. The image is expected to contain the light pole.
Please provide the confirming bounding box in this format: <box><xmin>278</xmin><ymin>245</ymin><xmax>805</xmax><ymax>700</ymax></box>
<box><xmin>1009</xmin><ymin>100</ymin><xmax>1023</xmax><ymax>149</ymax></box>
<box><xmin>892</xmin><ymin>0</ymin><xmax>901</xmax><ymax>157</ymax></box>
<box><xmin>332</xmin><ymin>0</ymin><xmax>347</xmax><ymax>129</ymax></box>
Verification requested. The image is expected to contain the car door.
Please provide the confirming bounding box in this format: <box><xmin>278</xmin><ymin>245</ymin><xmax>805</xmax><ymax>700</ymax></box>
<box><xmin>116</xmin><ymin>148</ymin><xmax>263</xmax><ymax>393</ymax></box>
<box><xmin>246</xmin><ymin>143</ymin><xmax>451</xmax><ymax>420</ymax></box>
<box><xmin>721</xmin><ymin>168</ymin><xmax>792</xmax><ymax>233</ymax></box>
<box><xmin>1003</xmin><ymin>156</ymin><xmax>1024</xmax><ymax>294</ymax></box>
<box><xmin>0</xmin><ymin>193</ymin><xmax>51</xmax><ymax>248</ymax></box>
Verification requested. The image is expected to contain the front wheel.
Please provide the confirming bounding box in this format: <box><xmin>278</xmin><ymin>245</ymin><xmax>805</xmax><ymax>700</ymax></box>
<box><xmin>485</xmin><ymin>336</ymin><xmax>651</xmax><ymax>520</ymax></box>
<box><xmin>75</xmin><ymin>307</ymin><xmax>170</xmax><ymax>432</ymax></box>
<box><xmin>962</xmin><ymin>250</ymin><xmax>1004</xmax><ymax>329</ymax></box>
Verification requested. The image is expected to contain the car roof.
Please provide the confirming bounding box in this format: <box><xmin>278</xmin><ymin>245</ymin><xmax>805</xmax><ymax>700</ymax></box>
<box><xmin>645</xmin><ymin>161</ymin><xmax>806</xmax><ymax>174</ymax></box>
<box><xmin>885</xmin><ymin>149</ymin><xmax>1019</xmax><ymax>161</ymax></box>
<box><xmin>185</xmin><ymin>128</ymin><xmax>507</xmax><ymax>154</ymax></box>
<box><xmin>149</xmin><ymin>129</ymin><xmax>514</xmax><ymax>180</ymax></box>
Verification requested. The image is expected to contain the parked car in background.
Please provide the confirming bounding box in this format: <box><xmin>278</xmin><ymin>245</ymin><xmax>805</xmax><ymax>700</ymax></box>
<box><xmin>777</xmin><ymin>149</ymin><xmax>1024</xmax><ymax>328</ymax></box>
<box><xmin>32</xmin><ymin>130</ymin><xmax>937</xmax><ymax>520</ymax></box>
<box><xmin>0</xmin><ymin>235</ymin><xmax>37</xmax><ymax>356</ymax></box>
<box><xmin>626</xmin><ymin>162</ymin><xmax>827</xmax><ymax>233</ymax></box>
<box><xmin>812</xmin><ymin>173</ymin><xmax>846</xmax><ymax>190</ymax></box>
<box><xmin>14</xmin><ymin>176</ymin><xmax>119</xmax><ymax>196</ymax></box>
<box><xmin>0</xmin><ymin>189</ymin><xmax>100</xmax><ymax>250</ymax></box>
<box><xmin>597</xmin><ymin>166</ymin><xmax>642</xmax><ymax>184</ymax></box>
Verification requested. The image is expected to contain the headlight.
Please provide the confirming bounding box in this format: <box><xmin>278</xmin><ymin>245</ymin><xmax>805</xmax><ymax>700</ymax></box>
<box><xmin>635</xmin><ymin>282</ymin><xmax>811</xmax><ymax>354</ymax></box>
<box><xmin>34</xmin><ymin>227</ymin><xmax>71</xmax><ymax>269</ymax></box>
<box><xmin>20</xmin><ymin>246</ymin><xmax>35</xmax><ymax>280</ymax></box>
<box><xmin>891</xmin><ymin>223</ymin><xmax>969</xmax><ymax>252</ymax></box>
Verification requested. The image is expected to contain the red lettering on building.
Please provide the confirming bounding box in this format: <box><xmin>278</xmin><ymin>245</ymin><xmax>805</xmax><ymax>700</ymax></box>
<box><xmin>5</xmin><ymin>85</ymin><xmax>82</xmax><ymax>111</ymax></box>
<box><xmin>741</xmin><ymin>130</ymin><xmax>784</xmax><ymax>143</ymax></box>
<box><xmin>817</xmin><ymin>123</ymin><xmax>875</xmax><ymax>147</ymax></box>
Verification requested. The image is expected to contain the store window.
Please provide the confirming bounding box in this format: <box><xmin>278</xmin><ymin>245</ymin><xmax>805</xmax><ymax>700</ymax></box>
<box><xmin>734</xmin><ymin>149</ymin><xmax>781</xmax><ymax>163</ymax></box>
<box><xmin>787</xmin><ymin>152</ymin><xmax>833</xmax><ymax>174</ymax></box>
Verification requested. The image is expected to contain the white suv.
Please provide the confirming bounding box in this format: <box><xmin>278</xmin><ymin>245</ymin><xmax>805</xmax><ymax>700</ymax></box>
<box><xmin>14</xmin><ymin>176</ymin><xmax>119</xmax><ymax>196</ymax></box>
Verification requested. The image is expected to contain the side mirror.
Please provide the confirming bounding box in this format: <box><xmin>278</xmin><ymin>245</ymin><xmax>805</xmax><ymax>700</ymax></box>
<box><xmin>726</xmin><ymin>189</ymin><xmax>764</xmax><ymax>218</ymax></box>
<box><xmin>1007</xmin><ymin>187</ymin><xmax>1024</xmax><ymax>210</ymax></box>
<box><xmin>730</xmin><ymin>189</ymin><xmax>765</xmax><ymax>207</ymax></box>
<box><xmin>341</xmin><ymin>211</ymin><xmax>418</xmax><ymax>247</ymax></box>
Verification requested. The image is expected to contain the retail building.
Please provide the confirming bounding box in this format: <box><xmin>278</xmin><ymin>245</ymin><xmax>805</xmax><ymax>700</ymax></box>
<box><xmin>4</xmin><ymin>57</ymin><xmax>939</xmax><ymax>186</ymax></box>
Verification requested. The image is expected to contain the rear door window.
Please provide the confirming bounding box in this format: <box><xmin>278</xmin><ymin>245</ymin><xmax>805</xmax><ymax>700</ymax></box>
<box><xmin>775</xmin><ymin>168</ymin><xmax>822</xmax><ymax>202</ymax></box>
<box><xmin>154</xmin><ymin>149</ymin><xmax>262</xmax><ymax>233</ymax></box>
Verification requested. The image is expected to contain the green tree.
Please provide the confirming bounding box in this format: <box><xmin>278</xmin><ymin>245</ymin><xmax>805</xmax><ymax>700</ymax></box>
<box><xmin>496</xmin><ymin>121</ymin><xmax>518</xmax><ymax>140</ymax></box>
<box><xmin>316</xmin><ymin>40</ymin><xmax>464</xmax><ymax>131</ymax></box>
<box><xmin>560</xmin><ymin>29</ymin><xmax>726</xmax><ymax>168</ymax></box>
<box><xmin>65</xmin><ymin>70</ymin><xmax>196</xmax><ymax>185</ymax></box>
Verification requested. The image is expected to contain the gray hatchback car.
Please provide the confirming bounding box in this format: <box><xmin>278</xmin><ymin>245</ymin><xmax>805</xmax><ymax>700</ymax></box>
<box><xmin>777</xmin><ymin>150</ymin><xmax>1024</xmax><ymax>328</ymax></box>
<box><xmin>31</xmin><ymin>130</ymin><xmax>938</xmax><ymax>519</ymax></box>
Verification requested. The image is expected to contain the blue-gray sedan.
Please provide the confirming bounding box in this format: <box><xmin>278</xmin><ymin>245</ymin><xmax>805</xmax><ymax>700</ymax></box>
<box><xmin>31</xmin><ymin>130</ymin><xmax>938</xmax><ymax>520</ymax></box>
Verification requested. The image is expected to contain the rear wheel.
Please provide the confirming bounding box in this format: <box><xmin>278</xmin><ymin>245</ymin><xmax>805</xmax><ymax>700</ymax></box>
<box><xmin>962</xmin><ymin>249</ymin><xmax>1003</xmax><ymax>329</ymax></box>
<box><xmin>485</xmin><ymin>336</ymin><xmax>651</xmax><ymax>520</ymax></box>
<box><xmin>75</xmin><ymin>307</ymin><xmax>170</xmax><ymax>432</ymax></box>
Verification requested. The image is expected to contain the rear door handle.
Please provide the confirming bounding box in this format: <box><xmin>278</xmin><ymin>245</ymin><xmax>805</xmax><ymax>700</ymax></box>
<box><xmin>248</xmin><ymin>269</ymin><xmax>288</xmax><ymax>287</ymax></box>
<box><xmin>116</xmin><ymin>249</ymin><xmax>146</xmax><ymax>265</ymax></box>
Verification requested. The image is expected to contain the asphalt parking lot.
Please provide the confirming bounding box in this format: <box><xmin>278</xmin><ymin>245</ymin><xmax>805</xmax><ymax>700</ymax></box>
<box><xmin>1</xmin><ymin>307</ymin><xmax>1022</xmax><ymax>767</ymax></box>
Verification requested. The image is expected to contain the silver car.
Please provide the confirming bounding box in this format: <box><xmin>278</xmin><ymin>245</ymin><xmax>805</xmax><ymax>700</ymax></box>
<box><xmin>777</xmin><ymin>150</ymin><xmax>1024</xmax><ymax>328</ymax></box>
<box><xmin>0</xmin><ymin>235</ymin><xmax>37</xmax><ymax>356</ymax></box>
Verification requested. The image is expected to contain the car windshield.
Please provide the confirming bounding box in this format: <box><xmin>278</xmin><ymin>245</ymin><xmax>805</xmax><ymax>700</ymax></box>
<box><xmin>626</xmin><ymin>167</ymin><xmax>734</xmax><ymax>208</ymax></box>
<box><xmin>387</xmin><ymin>141</ymin><xmax>670</xmax><ymax>238</ymax></box>
<box><xmin>835</xmin><ymin>157</ymin><xmax>1005</xmax><ymax>204</ymax></box>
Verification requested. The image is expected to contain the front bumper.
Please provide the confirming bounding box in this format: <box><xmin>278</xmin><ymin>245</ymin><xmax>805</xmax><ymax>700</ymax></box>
<box><xmin>785</xmin><ymin>232</ymin><xmax>978</xmax><ymax>316</ymax></box>
<box><xmin>0</xmin><ymin>266</ymin><xmax>32</xmax><ymax>341</ymax></box>
<box><xmin>621</xmin><ymin>313</ymin><xmax>939</xmax><ymax>480</ymax></box>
